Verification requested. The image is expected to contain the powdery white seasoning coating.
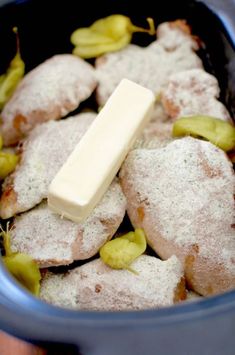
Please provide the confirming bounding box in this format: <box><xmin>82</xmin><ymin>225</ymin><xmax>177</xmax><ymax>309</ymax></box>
<box><xmin>40</xmin><ymin>255</ymin><xmax>185</xmax><ymax>310</ymax></box>
<box><xmin>120</xmin><ymin>137</ymin><xmax>235</xmax><ymax>296</ymax></box>
<box><xmin>154</xmin><ymin>20</ymin><xmax>199</xmax><ymax>51</ymax></box>
<box><xmin>0</xmin><ymin>112</ymin><xmax>96</xmax><ymax>219</ymax></box>
<box><xmin>140</xmin><ymin>103</ymin><xmax>173</xmax><ymax>144</ymax></box>
<box><xmin>1</xmin><ymin>54</ymin><xmax>97</xmax><ymax>146</ymax></box>
<box><xmin>11</xmin><ymin>179</ymin><xmax>126</xmax><ymax>267</ymax></box>
<box><xmin>96</xmin><ymin>21</ymin><xmax>202</xmax><ymax>106</ymax></box>
<box><xmin>161</xmin><ymin>69</ymin><xmax>231</xmax><ymax>121</ymax></box>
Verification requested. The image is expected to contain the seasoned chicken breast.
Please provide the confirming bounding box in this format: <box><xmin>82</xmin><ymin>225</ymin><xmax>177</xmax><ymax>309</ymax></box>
<box><xmin>96</xmin><ymin>20</ymin><xmax>202</xmax><ymax>106</ymax></box>
<box><xmin>10</xmin><ymin>179</ymin><xmax>126</xmax><ymax>267</ymax></box>
<box><xmin>1</xmin><ymin>54</ymin><xmax>97</xmax><ymax>146</ymax></box>
<box><xmin>161</xmin><ymin>69</ymin><xmax>231</xmax><ymax>121</ymax></box>
<box><xmin>40</xmin><ymin>255</ymin><xmax>185</xmax><ymax>310</ymax></box>
<box><xmin>120</xmin><ymin>137</ymin><xmax>235</xmax><ymax>296</ymax></box>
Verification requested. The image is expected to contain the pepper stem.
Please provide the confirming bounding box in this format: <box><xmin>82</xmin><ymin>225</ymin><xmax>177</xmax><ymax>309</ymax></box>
<box><xmin>131</xmin><ymin>17</ymin><xmax>156</xmax><ymax>36</ymax></box>
<box><xmin>13</xmin><ymin>27</ymin><xmax>20</xmax><ymax>54</ymax></box>
<box><xmin>0</xmin><ymin>222</ymin><xmax>13</xmax><ymax>257</ymax></box>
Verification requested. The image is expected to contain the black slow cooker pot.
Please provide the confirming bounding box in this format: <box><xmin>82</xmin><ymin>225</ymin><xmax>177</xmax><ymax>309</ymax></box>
<box><xmin>0</xmin><ymin>0</ymin><xmax>235</xmax><ymax>354</ymax></box>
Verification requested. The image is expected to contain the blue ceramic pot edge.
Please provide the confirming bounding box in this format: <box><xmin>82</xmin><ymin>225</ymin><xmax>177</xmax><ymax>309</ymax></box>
<box><xmin>1</xmin><ymin>260</ymin><xmax>235</xmax><ymax>344</ymax></box>
<box><xmin>0</xmin><ymin>0</ymin><xmax>29</xmax><ymax>5</ymax></box>
<box><xmin>198</xmin><ymin>0</ymin><xmax>235</xmax><ymax>48</ymax></box>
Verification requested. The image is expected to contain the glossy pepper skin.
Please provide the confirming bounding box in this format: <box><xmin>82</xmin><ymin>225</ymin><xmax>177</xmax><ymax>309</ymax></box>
<box><xmin>100</xmin><ymin>229</ymin><xmax>147</xmax><ymax>272</ymax></box>
<box><xmin>1</xmin><ymin>226</ymin><xmax>41</xmax><ymax>296</ymax></box>
<box><xmin>71</xmin><ymin>15</ymin><xmax>155</xmax><ymax>58</ymax></box>
<box><xmin>0</xmin><ymin>151</ymin><xmax>19</xmax><ymax>180</ymax></box>
<box><xmin>0</xmin><ymin>28</ymin><xmax>25</xmax><ymax>110</ymax></box>
<box><xmin>173</xmin><ymin>115</ymin><xmax>235</xmax><ymax>152</ymax></box>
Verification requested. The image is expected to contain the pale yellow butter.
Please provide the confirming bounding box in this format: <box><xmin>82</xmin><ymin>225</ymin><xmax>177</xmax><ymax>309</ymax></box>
<box><xmin>48</xmin><ymin>79</ymin><xmax>155</xmax><ymax>222</ymax></box>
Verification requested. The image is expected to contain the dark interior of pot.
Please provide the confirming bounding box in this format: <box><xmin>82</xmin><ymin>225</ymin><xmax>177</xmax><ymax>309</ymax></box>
<box><xmin>0</xmin><ymin>0</ymin><xmax>235</xmax><ymax>354</ymax></box>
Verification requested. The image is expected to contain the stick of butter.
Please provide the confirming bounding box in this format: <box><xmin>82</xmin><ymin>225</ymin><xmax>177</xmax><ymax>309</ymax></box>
<box><xmin>48</xmin><ymin>79</ymin><xmax>155</xmax><ymax>222</ymax></box>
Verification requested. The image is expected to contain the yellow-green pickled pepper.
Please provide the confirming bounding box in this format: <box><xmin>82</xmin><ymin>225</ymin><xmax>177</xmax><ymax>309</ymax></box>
<box><xmin>172</xmin><ymin>115</ymin><xmax>235</xmax><ymax>151</ymax></box>
<box><xmin>3</xmin><ymin>253</ymin><xmax>41</xmax><ymax>296</ymax></box>
<box><xmin>0</xmin><ymin>27</ymin><xmax>25</xmax><ymax>110</ymax></box>
<box><xmin>1</xmin><ymin>226</ymin><xmax>41</xmax><ymax>296</ymax></box>
<box><xmin>100</xmin><ymin>228</ymin><xmax>147</xmax><ymax>272</ymax></box>
<box><xmin>71</xmin><ymin>15</ymin><xmax>155</xmax><ymax>58</ymax></box>
<box><xmin>0</xmin><ymin>151</ymin><xmax>19</xmax><ymax>180</ymax></box>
